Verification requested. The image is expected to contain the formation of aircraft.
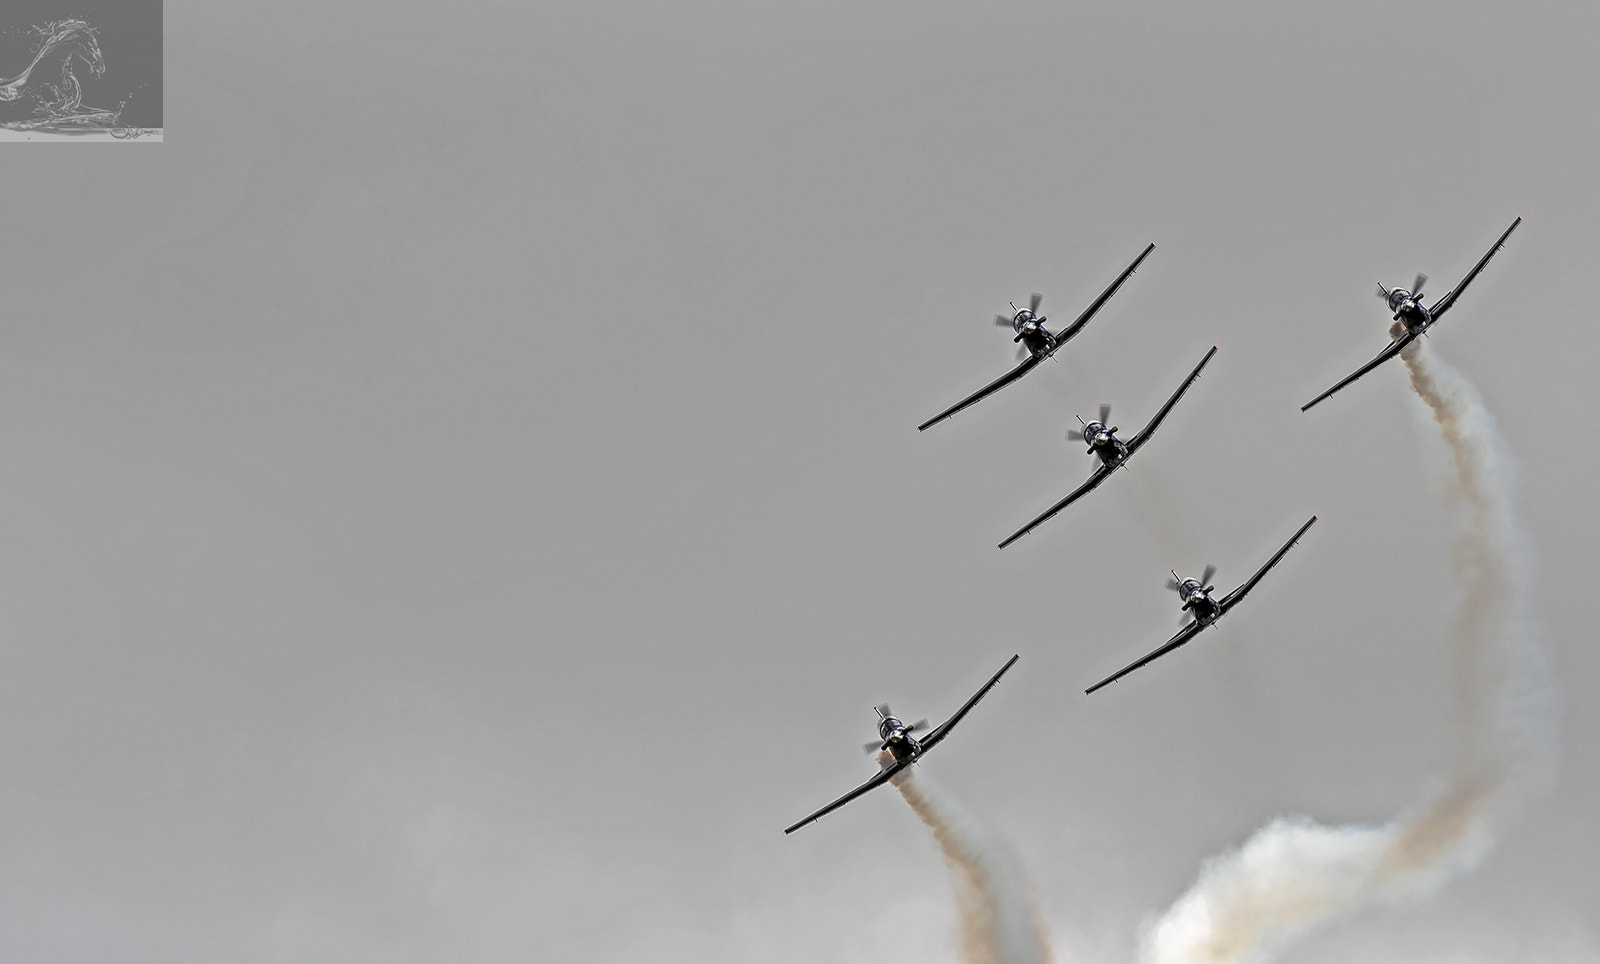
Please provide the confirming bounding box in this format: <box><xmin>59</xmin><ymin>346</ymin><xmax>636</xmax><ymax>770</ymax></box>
<box><xmin>1301</xmin><ymin>217</ymin><xmax>1521</xmax><ymax>411</ymax></box>
<box><xmin>1085</xmin><ymin>515</ymin><xmax>1319</xmax><ymax>693</ymax></box>
<box><xmin>998</xmin><ymin>345</ymin><xmax>1217</xmax><ymax>549</ymax></box>
<box><xmin>783</xmin><ymin>654</ymin><xmax>1020</xmax><ymax>834</ymax></box>
<box><xmin>787</xmin><ymin>219</ymin><xmax>1518</xmax><ymax>835</ymax></box>
<box><xmin>917</xmin><ymin>243</ymin><xmax>1155</xmax><ymax>432</ymax></box>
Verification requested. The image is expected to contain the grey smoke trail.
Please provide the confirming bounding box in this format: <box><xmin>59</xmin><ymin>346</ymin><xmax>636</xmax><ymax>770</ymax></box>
<box><xmin>1138</xmin><ymin>341</ymin><xmax>1554</xmax><ymax>964</ymax></box>
<box><xmin>891</xmin><ymin>762</ymin><xmax>1054</xmax><ymax>964</ymax></box>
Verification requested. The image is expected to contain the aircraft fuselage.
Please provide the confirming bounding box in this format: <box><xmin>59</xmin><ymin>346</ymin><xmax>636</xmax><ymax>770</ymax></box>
<box><xmin>1176</xmin><ymin>578</ymin><xmax>1221</xmax><ymax>624</ymax></box>
<box><xmin>877</xmin><ymin>717</ymin><xmax>922</xmax><ymax>764</ymax></box>
<box><xmin>1011</xmin><ymin>309</ymin><xmax>1056</xmax><ymax>357</ymax></box>
<box><xmin>1387</xmin><ymin>289</ymin><xmax>1432</xmax><ymax>332</ymax></box>
<box><xmin>1082</xmin><ymin>420</ymin><xmax>1130</xmax><ymax>467</ymax></box>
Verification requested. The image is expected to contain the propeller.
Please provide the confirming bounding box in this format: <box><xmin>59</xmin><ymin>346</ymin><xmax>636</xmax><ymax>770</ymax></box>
<box><xmin>995</xmin><ymin>313</ymin><xmax>1014</xmax><ymax>328</ymax></box>
<box><xmin>1017</xmin><ymin>346</ymin><xmax>1032</xmax><ymax>363</ymax></box>
<box><xmin>1412</xmin><ymin>272</ymin><xmax>1428</xmax><ymax>299</ymax></box>
<box><xmin>1029</xmin><ymin>292</ymin><xmax>1043</xmax><ymax>313</ymax></box>
<box><xmin>862</xmin><ymin>718</ymin><xmax>929</xmax><ymax>753</ymax></box>
<box><xmin>1099</xmin><ymin>403</ymin><xmax>1112</xmax><ymax>425</ymax></box>
<box><xmin>875</xmin><ymin>703</ymin><xmax>892</xmax><ymax>720</ymax></box>
<box><xmin>1201</xmin><ymin>563</ymin><xmax>1217</xmax><ymax>588</ymax></box>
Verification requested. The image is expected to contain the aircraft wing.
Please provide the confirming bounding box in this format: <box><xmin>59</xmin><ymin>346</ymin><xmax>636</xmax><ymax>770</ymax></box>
<box><xmin>918</xmin><ymin>355</ymin><xmax>1043</xmax><ymax>431</ymax></box>
<box><xmin>1426</xmin><ymin>216</ymin><xmax>1521</xmax><ymax>322</ymax></box>
<box><xmin>1085</xmin><ymin>620</ymin><xmax>1206</xmax><ymax>694</ymax></box>
<box><xmin>1126</xmin><ymin>345</ymin><xmax>1218</xmax><ymax>454</ymax></box>
<box><xmin>1050</xmin><ymin>242</ymin><xmax>1156</xmax><ymax>345</ymax></box>
<box><xmin>997</xmin><ymin>464</ymin><xmax>1114</xmax><ymax>548</ymax></box>
<box><xmin>783</xmin><ymin>760</ymin><xmax>907</xmax><ymax>835</ymax></box>
<box><xmin>1299</xmin><ymin>332</ymin><xmax>1415</xmax><ymax>412</ymax></box>
<box><xmin>917</xmin><ymin>654</ymin><xmax>1021</xmax><ymax>754</ymax></box>
<box><xmin>1218</xmin><ymin>515</ymin><xmax>1318</xmax><ymax>614</ymax></box>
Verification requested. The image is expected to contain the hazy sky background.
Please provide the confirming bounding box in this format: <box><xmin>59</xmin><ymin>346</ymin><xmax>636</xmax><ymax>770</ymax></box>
<box><xmin>0</xmin><ymin>1</ymin><xmax>1595</xmax><ymax>961</ymax></box>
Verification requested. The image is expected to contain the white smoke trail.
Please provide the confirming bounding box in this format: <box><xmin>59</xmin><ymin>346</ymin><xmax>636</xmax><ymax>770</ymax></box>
<box><xmin>1137</xmin><ymin>341</ymin><xmax>1555</xmax><ymax>964</ymax></box>
<box><xmin>891</xmin><ymin>762</ymin><xmax>1054</xmax><ymax>964</ymax></box>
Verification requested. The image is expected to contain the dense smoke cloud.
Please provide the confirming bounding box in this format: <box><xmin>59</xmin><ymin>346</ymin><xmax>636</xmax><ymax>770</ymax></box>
<box><xmin>1137</xmin><ymin>342</ymin><xmax>1555</xmax><ymax>964</ymax></box>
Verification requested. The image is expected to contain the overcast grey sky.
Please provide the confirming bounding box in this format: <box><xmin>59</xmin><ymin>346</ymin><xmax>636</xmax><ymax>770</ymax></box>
<box><xmin>0</xmin><ymin>1</ymin><xmax>1595</xmax><ymax>961</ymax></box>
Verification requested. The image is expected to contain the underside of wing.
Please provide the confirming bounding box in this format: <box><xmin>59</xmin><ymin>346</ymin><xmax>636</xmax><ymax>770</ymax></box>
<box><xmin>783</xmin><ymin>762</ymin><xmax>903</xmax><ymax>835</ymax></box>
<box><xmin>1219</xmin><ymin>515</ymin><xmax>1318</xmax><ymax>613</ymax></box>
<box><xmin>917</xmin><ymin>654</ymin><xmax>1020</xmax><ymax>754</ymax></box>
<box><xmin>997</xmin><ymin>465</ymin><xmax>1113</xmax><ymax>549</ymax></box>
<box><xmin>1126</xmin><ymin>345</ymin><xmax>1218</xmax><ymax>454</ymax></box>
<box><xmin>1300</xmin><ymin>335</ymin><xmax>1412</xmax><ymax>412</ymax></box>
<box><xmin>918</xmin><ymin>356</ymin><xmax>1042</xmax><ymax>431</ymax></box>
<box><xmin>1426</xmin><ymin>216</ymin><xmax>1521</xmax><ymax>321</ymax></box>
<box><xmin>1052</xmin><ymin>242</ymin><xmax>1157</xmax><ymax>344</ymax></box>
<box><xmin>1085</xmin><ymin>621</ymin><xmax>1205</xmax><ymax>694</ymax></box>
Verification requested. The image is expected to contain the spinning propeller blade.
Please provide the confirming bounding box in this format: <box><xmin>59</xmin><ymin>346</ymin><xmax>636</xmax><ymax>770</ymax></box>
<box><xmin>1412</xmin><ymin>272</ymin><xmax>1428</xmax><ymax>298</ymax></box>
<box><xmin>875</xmin><ymin>703</ymin><xmax>892</xmax><ymax>720</ymax></box>
<box><xmin>995</xmin><ymin>313</ymin><xmax>1014</xmax><ymax>327</ymax></box>
<box><xmin>907</xmin><ymin>718</ymin><xmax>930</xmax><ymax>732</ymax></box>
<box><xmin>1201</xmin><ymin>563</ymin><xmax>1217</xmax><ymax>587</ymax></box>
<box><xmin>1099</xmin><ymin>403</ymin><xmax>1112</xmax><ymax>425</ymax></box>
<box><xmin>863</xmin><ymin>742</ymin><xmax>884</xmax><ymax>755</ymax></box>
<box><xmin>1017</xmin><ymin>346</ymin><xmax>1032</xmax><ymax>363</ymax></box>
<box><xmin>1029</xmin><ymin>292</ymin><xmax>1043</xmax><ymax>313</ymax></box>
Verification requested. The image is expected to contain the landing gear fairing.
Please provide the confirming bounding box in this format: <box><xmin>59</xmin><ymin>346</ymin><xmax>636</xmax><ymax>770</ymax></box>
<box><xmin>917</xmin><ymin>243</ymin><xmax>1155</xmax><ymax>431</ymax></box>
<box><xmin>783</xmin><ymin>654</ymin><xmax>1020</xmax><ymax>835</ymax></box>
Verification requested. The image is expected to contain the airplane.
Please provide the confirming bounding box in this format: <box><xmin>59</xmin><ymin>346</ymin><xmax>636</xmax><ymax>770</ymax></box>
<box><xmin>783</xmin><ymin>654</ymin><xmax>1020</xmax><ymax>835</ymax></box>
<box><xmin>1085</xmin><ymin>515</ymin><xmax>1318</xmax><ymax>694</ymax></box>
<box><xmin>997</xmin><ymin>345</ymin><xmax>1218</xmax><ymax>549</ymax></box>
<box><xmin>1301</xmin><ymin>217</ymin><xmax>1521</xmax><ymax>412</ymax></box>
<box><xmin>917</xmin><ymin>243</ymin><xmax>1156</xmax><ymax>432</ymax></box>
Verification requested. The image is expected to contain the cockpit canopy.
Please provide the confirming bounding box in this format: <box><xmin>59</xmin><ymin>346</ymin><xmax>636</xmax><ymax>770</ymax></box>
<box><xmin>1082</xmin><ymin>421</ymin><xmax>1106</xmax><ymax>445</ymax></box>
<box><xmin>1014</xmin><ymin>309</ymin><xmax>1036</xmax><ymax>329</ymax></box>
<box><xmin>1387</xmin><ymin>288</ymin><xmax>1412</xmax><ymax>312</ymax></box>
<box><xmin>878</xmin><ymin>716</ymin><xmax>902</xmax><ymax>739</ymax></box>
<box><xmin>1179</xmin><ymin>578</ymin><xmax>1203</xmax><ymax>596</ymax></box>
